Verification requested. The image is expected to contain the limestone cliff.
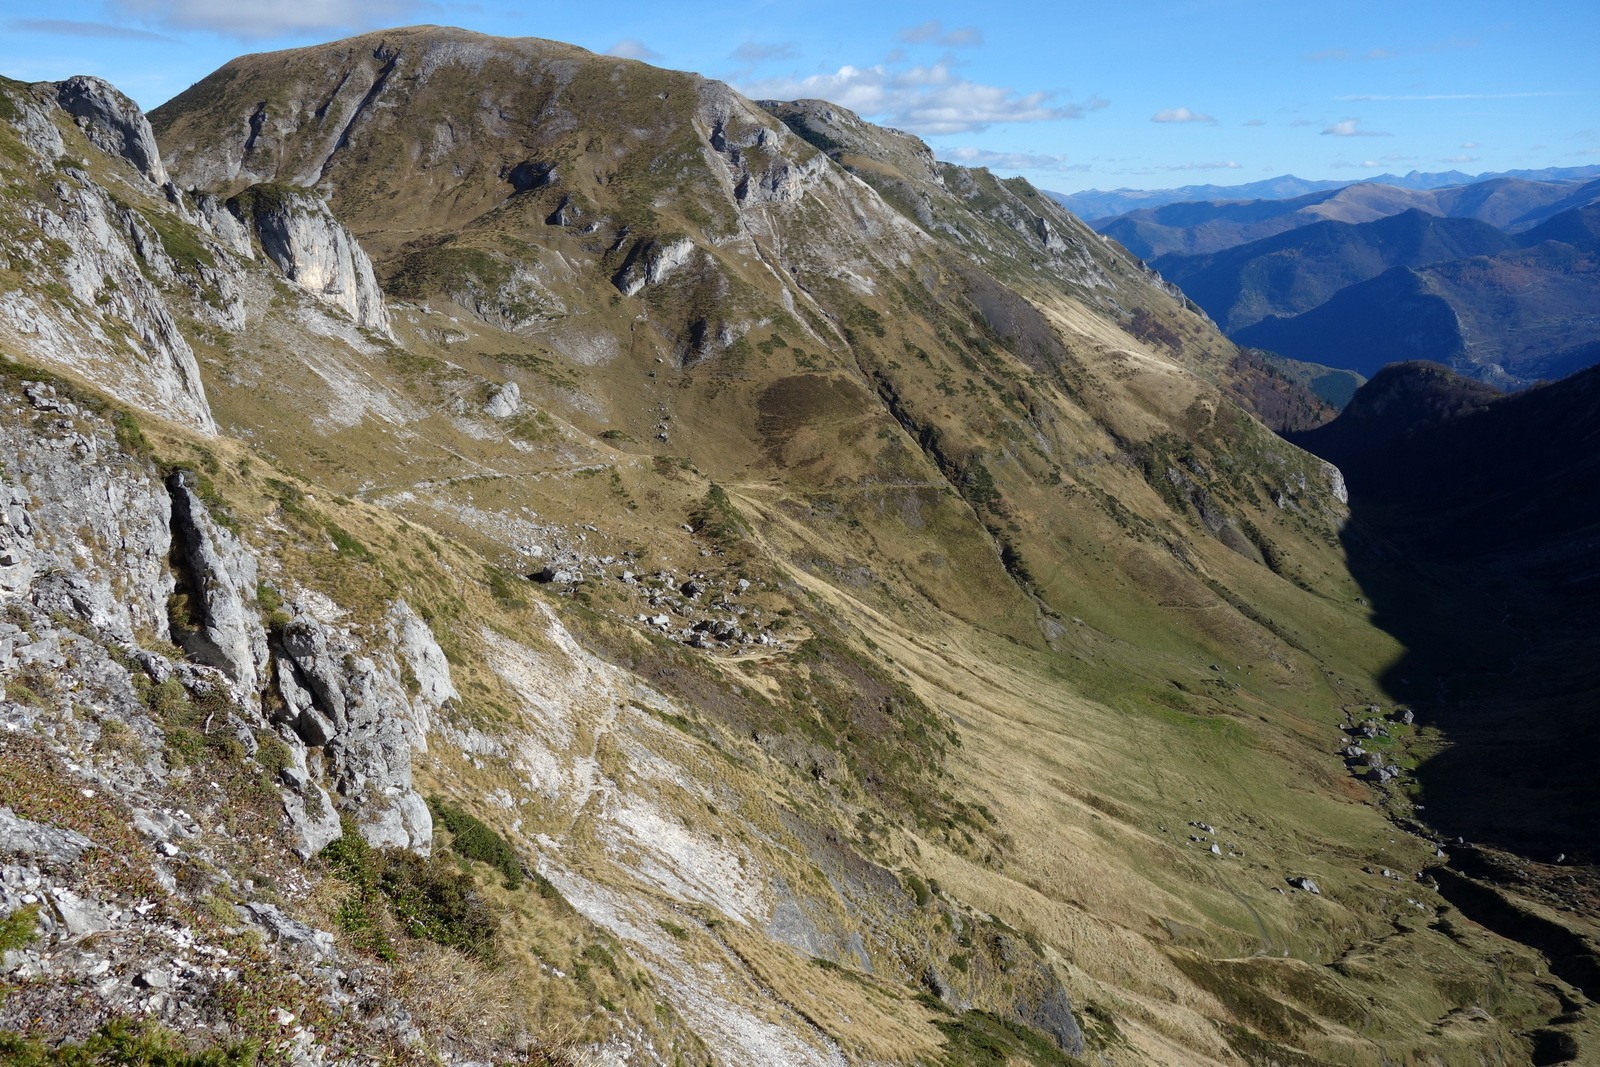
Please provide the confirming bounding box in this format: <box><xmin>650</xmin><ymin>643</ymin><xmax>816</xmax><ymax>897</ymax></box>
<box><xmin>226</xmin><ymin>184</ymin><xmax>392</xmax><ymax>336</ymax></box>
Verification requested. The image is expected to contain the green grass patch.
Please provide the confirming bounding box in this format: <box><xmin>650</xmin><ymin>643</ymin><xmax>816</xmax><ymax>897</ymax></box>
<box><xmin>0</xmin><ymin>1019</ymin><xmax>258</xmax><ymax>1066</ymax></box>
<box><xmin>918</xmin><ymin>999</ymin><xmax>1082</xmax><ymax>1067</ymax></box>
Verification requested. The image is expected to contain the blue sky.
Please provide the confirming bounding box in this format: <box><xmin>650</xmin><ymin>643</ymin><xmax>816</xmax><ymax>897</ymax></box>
<box><xmin>2</xmin><ymin>0</ymin><xmax>1594</xmax><ymax>194</ymax></box>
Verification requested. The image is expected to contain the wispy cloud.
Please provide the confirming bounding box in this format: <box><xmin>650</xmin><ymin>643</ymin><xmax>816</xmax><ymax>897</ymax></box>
<box><xmin>1151</xmin><ymin>107</ymin><xmax>1216</xmax><ymax>124</ymax></box>
<box><xmin>607</xmin><ymin>39</ymin><xmax>662</xmax><ymax>61</ymax></box>
<box><xmin>9</xmin><ymin>18</ymin><xmax>177</xmax><ymax>41</ymax></box>
<box><xmin>1439</xmin><ymin>155</ymin><xmax>1479</xmax><ymax>163</ymax></box>
<box><xmin>1331</xmin><ymin>159</ymin><xmax>1382</xmax><ymax>169</ymax></box>
<box><xmin>1288</xmin><ymin>118</ymin><xmax>1317</xmax><ymax>127</ymax></box>
<box><xmin>107</xmin><ymin>0</ymin><xmax>420</xmax><ymax>38</ymax></box>
<box><xmin>939</xmin><ymin>147</ymin><xmax>1089</xmax><ymax>172</ymax></box>
<box><xmin>1243</xmin><ymin>119</ymin><xmax>1267</xmax><ymax>127</ymax></box>
<box><xmin>739</xmin><ymin>64</ymin><xmax>1106</xmax><ymax>136</ymax></box>
<box><xmin>1163</xmin><ymin>161</ymin><xmax>1241</xmax><ymax>171</ymax></box>
<box><xmin>898</xmin><ymin>20</ymin><xmax>983</xmax><ymax>48</ymax></box>
<box><xmin>1337</xmin><ymin>91</ymin><xmax>1573</xmax><ymax>101</ymax></box>
<box><xmin>1460</xmin><ymin>140</ymin><xmax>1481</xmax><ymax>148</ymax></box>
<box><xmin>731</xmin><ymin>41</ymin><xmax>798</xmax><ymax>63</ymax></box>
<box><xmin>1323</xmin><ymin>118</ymin><xmax>1391</xmax><ymax>137</ymax></box>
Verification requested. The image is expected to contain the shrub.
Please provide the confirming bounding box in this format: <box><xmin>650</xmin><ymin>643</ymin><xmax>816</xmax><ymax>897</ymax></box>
<box><xmin>0</xmin><ymin>904</ymin><xmax>38</xmax><ymax>952</ymax></box>
<box><xmin>427</xmin><ymin>796</ymin><xmax>523</xmax><ymax>888</ymax></box>
<box><xmin>319</xmin><ymin>828</ymin><xmax>500</xmax><ymax>962</ymax></box>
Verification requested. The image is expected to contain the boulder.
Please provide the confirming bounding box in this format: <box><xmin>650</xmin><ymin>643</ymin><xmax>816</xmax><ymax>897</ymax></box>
<box><xmin>484</xmin><ymin>381</ymin><xmax>521</xmax><ymax>418</ymax></box>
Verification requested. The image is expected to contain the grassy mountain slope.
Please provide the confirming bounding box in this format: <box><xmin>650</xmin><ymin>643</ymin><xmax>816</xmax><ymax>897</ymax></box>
<box><xmin>0</xmin><ymin>30</ymin><xmax>1590</xmax><ymax>1065</ymax></box>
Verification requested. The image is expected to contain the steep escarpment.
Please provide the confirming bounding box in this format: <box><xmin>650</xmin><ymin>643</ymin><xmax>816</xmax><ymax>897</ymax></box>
<box><xmin>226</xmin><ymin>183</ymin><xmax>391</xmax><ymax>335</ymax></box>
<box><xmin>2</xmin><ymin>31</ymin><xmax>1595</xmax><ymax>1066</ymax></box>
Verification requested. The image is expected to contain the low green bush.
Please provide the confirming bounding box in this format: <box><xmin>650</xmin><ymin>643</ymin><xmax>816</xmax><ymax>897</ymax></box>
<box><xmin>0</xmin><ymin>1018</ymin><xmax>258</xmax><ymax>1066</ymax></box>
<box><xmin>427</xmin><ymin>796</ymin><xmax>523</xmax><ymax>888</ymax></box>
<box><xmin>320</xmin><ymin>827</ymin><xmax>500</xmax><ymax>962</ymax></box>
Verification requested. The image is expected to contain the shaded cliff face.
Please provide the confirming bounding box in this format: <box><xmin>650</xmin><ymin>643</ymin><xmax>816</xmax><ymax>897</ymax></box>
<box><xmin>1291</xmin><ymin>363</ymin><xmax>1600</xmax><ymax>1015</ymax></box>
<box><xmin>4</xmin><ymin>35</ymin><xmax>1596</xmax><ymax>1066</ymax></box>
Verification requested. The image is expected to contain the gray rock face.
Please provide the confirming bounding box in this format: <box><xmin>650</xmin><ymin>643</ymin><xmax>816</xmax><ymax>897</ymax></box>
<box><xmin>483</xmin><ymin>381</ymin><xmax>521</xmax><ymax>418</ymax></box>
<box><xmin>236</xmin><ymin>901</ymin><xmax>335</xmax><ymax>959</ymax></box>
<box><xmin>0</xmin><ymin>808</ymin><xmax>94</xmax><ymax>865</ymax></box>
<box><xmin>612</xmin><ymin>236</ymin><xmax>698</xmax><ymax>296</ymax></box>
<box><xmin>0</xmin><ymin>93</ymin><xmax>218</xmax><ymax>434</ymax></box>
<box><xmin>194</xmin><ymin>194</ymin><xmax>256</xmax><ymax>260</ymax></box>
<box><xmin>273</xmin><ymin>610</ymin><xmax>432</xmax><ymax>853</ymax></box>
<box><xmin>699</xmin><ymin>89</ymin><xmax>828</xmax><ymax>207</ymax></box>
<box><xmin>165</xmin><ymin>471</ymin><xmax>269</xmax><ymax>695</ymax></box>
<box><xmin>388</xmin><ymin>600</ymin><xmax>458</xmax><ymax>733</ymax></box>
<box><xmin>277</xmin><ymin>741</ymin><xmax>343</xmax><ymax>858</ymax></box>
<box><xmin>54</xmin><ymin>76</ymin><xmax>169</xmax><ymax>186</ymax></box>
<box><xmin>0</xmin><ymin>485</ymin><xmax>36</xmax><ymax>601</ymax></box>
<box><xmin>1021</xmin><ymin>987</ymin><xmax>1085</xmax><ymax>1057</ymax></box>
<box><xmin>0</xmin><ymin>390</ymin><xmax>176</xmax><ymax>642</ymax></box>
<box><xmin>228</xmin><ymin>186</ymin><xmax>391</xmax><ymax>336</ymax></box>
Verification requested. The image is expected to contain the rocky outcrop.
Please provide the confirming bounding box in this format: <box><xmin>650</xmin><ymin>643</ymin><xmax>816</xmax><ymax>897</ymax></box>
<box><xmin>700</xmin><ymin>87</ymin><xmax>828</xmax><ymax>206</ymax></box>
<box><xmin>226</xmin><ymin>185</ymin><xmax>391</xmax><ymax>336</ymax></box>
<box><xmin>612</xmin><ymin>236</ymin><xmax>698</xmax><ymax>296</ymax></box>
<box><xmin>194</xmin><ymin>193</ymin><xmax>255</xmax><ymax>259</ymax></box>
<box><xmin>165</xmin><ymin>470</ymin><xmax>269</xmax><ymax>695</ymax></box>
<box><xmin>388</xmin><ymin>600</ymin><xmax>458</xmax><ymax>723</ymax></box>
<box><xmin>0</xmin><ymin>381</ymin><xmax>176</xmax><ymax>641</ymax></box>
<box><xmin>483</xmin><ymin>380</ymin><xmax>520</xmax><ymax>418</ymax></box>
<box><xmin>54</xmin><ymin>75</ymin><xmax>169</xmax><ymax>186</ymax></box>
<box><xmin>0</xmin><ymin>92</ymin><xmax>219</xmax><ymax>434</ymax></box>
<box><xmin>0</xmin><ymin>373</ymin><xmax>434</xmax><ymax>857</ymax></box>
<box><xmin>271</xmin><ymin>609</ymin><xmax>435</xmax><ymax>852</ymax></box>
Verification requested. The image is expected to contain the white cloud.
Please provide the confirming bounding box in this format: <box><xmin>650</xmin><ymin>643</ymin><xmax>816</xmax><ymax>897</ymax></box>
<box><xmin>1440</xmin><ymin>154</ymin><xmax>1479</xmax><ymax>164</ymax></box>
<box><xmin>898</xmin><ymin>20</ymin><xmax>983</xmax><ymax>48</ymax></box>
<box><xmin>1322</xmin><ymin>118</ymin><xmax>1390</xmax><ymax>137</ymax></box>
<box><xmin>607</xmin><ymin>39</ymin><xmax>661</xmax><ymax>61</ymax></box>
<box><xmin>739</xmin><ymin>63</ymin><xmax>1106</xmax><ymax>136</ymax></box>
<box><xmin>939</xmin><ymin>147</ymin><xmax>1088</xmax><ymax>172</ymax></box>
<box><xmin>1151</xmin><ymin>107</ymin><xmax>1215</xmax><ymax>124</ymax></box>
<box><xmin>1243</xmin><ymin>119</ymin><xmax>1267</xmax><ymax>127</ymax></box>
<box><xmin>1331</xmin><ymin>159</ymin><xmax>1382</xmax><ymax>169</ymax></box>
<box><xmin>1460</xmin><ymin>141</ymin><xmax>1481</xmax><ymax>148</ymax></box>
<box><xmin>108</xmin><ymin>0</ymin><xmax>419</xmax><ymax>38</ymax></box>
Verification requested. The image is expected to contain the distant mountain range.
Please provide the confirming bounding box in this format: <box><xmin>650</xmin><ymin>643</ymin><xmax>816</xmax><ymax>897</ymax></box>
<box><xmin>1097</xmin><ymin>176</ymin><xmax>1600</xmax><ymax>260</ymax></box>
<box><xmin>1049</xmin><ymin>165</ymin><xmax>1600</xmax><ymax>222</ymax></box>
<box><xmin>1075</xmin><ymin>167</ymin><xmax>1600</xmax><ymax>388</ymax></box>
